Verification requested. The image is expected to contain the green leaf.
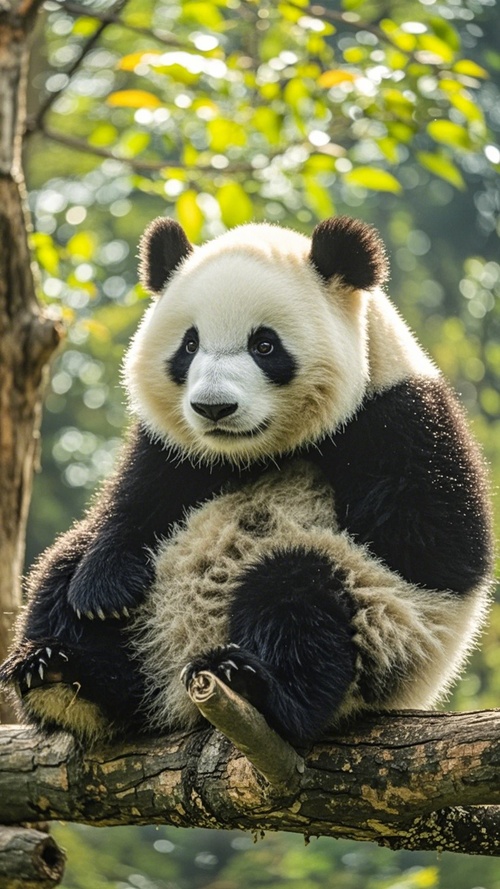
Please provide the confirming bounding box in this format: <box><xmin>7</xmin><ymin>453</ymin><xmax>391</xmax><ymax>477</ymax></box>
<box><xmin>119</xmin><ymin>131</ymin><xmax>151</xmax><ymax>158</ymax></box>
<box><xmin>453</xmin><ymin>59</ymin><xmax>489</xmax><ymax>79</ymax></box>
<box><xmin>430</xmin><ymin>17</ymin><xmax>460</xmax><ymax>52</ymax></box>
<box><xmin>31</xmin><ymin>232</ymin><xmax>60</xmax><ymax>276</ymax></box>
<box><xmin>176</xmin><ymin>190</ymin><xmax>204</xmax><ymax>242</ymax></box>
<box><xmin>252</xmin><ymin>107</ymin><xmax>282</xmax><ymax>145</ymax></box>
<box><xmin>207</xmin><ymin>118</ymin><xmax>246</xmax><ymax>151</ymax></box>
<box><xmin>181</xmin><ymin>2</ymin><xmax>224</xmax><ymax>27</ymax></box>
<box><xmin>345</xmin><ymin>167</ymin><xmax>402</xmax><ymax>193</ymax></box>
<box><xmin>427</xmin><ymin>119</ymin><xmax>471</xmax><ymax>150</ymax></box>
<box><xmin>71</xmin><ymin>17</ymin><xmax>98</xmax><ymax>37</ymax></box>
<box><xmin>67</xmin><ymin>231</ymin><xmax>98</xmax><ymax>261</ymax></box>
<box><xmin>416</xmin><ymin>33</ymin><xmax>455</xmax><ymax>63</ymax></box>
<box><xmin>449</xmin><ymin>92</ymin><xmax>485</xmax><ymax>127</ymax></box>
<box><xmin>376</xmin><ymin>136</ymin><xmax>399</xmax><ymax>163</ymax></box>
<box><xmin>88</xmin><ymin>123</ymin><xmax>118</xmax><ymax>148</ymax></box>
<box><xmin>417</xmin><ymin>151</ymin><xmax>465</xmax><ymax>189</ymax></box>
<box><xmin>380</xmin><ymin>20</ymin><xmax>416</xmax><ymax>52</ymax></box>
<box><xmin>283</xmin><ymin>77</ymin><xmax>310</xmax><ymax>111</ymax></box>
<box><xmin>382</xmin><ymin>89</ymin><xmax>415</xmax><ymax>122</ymax></box>
<box><xmin>387</xmin><ymin>121</ymin><xmax>415</xmax><ymax>143</ymax></box>
<box><xmin>303</xmin><ymin>176</ymin><xmax>335</xmax><ymax>217</ymax></box>
<box><xmin>217</xmin><ymin>183</ymin><xmax>253</xmax><ymax>227</ymax></box>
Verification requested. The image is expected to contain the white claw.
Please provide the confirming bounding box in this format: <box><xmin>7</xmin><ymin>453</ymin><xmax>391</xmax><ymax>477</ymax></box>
<box><xmin>224</xmin><ymin>660</ymin><xmax>238</xmax><ymax>671</ymax></box>
<box><xmin>122</xmin><ymin>607</ymin><xmax>130</xmax><ymax>618</ymax></box>
<box><xmin>227</xmin><ymin>643</ymin><xmax>240</xmax><ymax>650</ymax></box>
<box><xmin>86</xmin><ymin>611</ymin><xmax>95</xmax><ymax>620</ymax></box>
<box><xmin>222</xmin><ymin>667</ymin><xmax>232</xmax><ymax>682</ymax></box>
<box><xmin>242</xmin><ymin>665</ymin><xmax>257</xmax><ymax>673</ymax></box>
<box><xmin>112</xmin><ymin>611</ymin><xmax>121</xmax><ymax>620</ymax></box>
<box><xmin>38</xmin><ymin>664</ymin><xmax>45</xmax><ymax>680</ymax></box>
<box><xmin>45</xmin><ymin>648</ymin><xmax>52</xmax><ymax>659</ymax></box>
<box><xmin>179</xmin><ymin>664</ymin><xmax>191</xmax><ymax>683</ymax></box>
<box><xmin>97</xmin><ymin>608</ymin><xmax>106</xmax><ymax>620</ymax></box>
<box><xmin>59</xmin><ymin>652</ymin><xmax>68</xmax><ymax>662</ymax></box>
<box><xmin>76</xmin><ymin>609</ymin><xmax>82</xmax><ymax>620</ymax></box>
<box><xmin>25</xmin><ymin>671</ymin><xmax>32</xmax><ymax>689</ymax></box>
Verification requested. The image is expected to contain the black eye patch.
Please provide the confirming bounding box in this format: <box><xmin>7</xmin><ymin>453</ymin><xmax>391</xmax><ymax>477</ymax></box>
<box><xmin>167</xmin><ymin>326</ymin><xmax>199</xmax><ymax>385</ymax></box>
<box><xmin>248</xmin><ymin>326</ymin><xmax>298</xmax><ymax>385</ymax></box>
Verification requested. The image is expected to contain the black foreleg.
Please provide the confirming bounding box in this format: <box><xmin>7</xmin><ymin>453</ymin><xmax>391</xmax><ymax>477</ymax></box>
<box><xmin>0</xmin><ymin>620</ymin><xmax>148</xmax><ymax>735</ymax></box>
<box><xmin>183</xmin><ymin>547</ymin><xmax>356</xmax><ymax>745</ymax></box>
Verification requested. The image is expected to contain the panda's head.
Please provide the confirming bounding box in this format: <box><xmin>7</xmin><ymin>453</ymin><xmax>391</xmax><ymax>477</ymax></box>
<box><xmin>123</xmin><ymin>216</ymin><xmax>389</xmax><ymax>465</ymax></box>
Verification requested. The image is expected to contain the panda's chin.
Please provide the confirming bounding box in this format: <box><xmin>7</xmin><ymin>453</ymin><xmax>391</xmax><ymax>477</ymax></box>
<box><xmin>204</xmin><ymin>420</ymin><xmax>270</xmax><ymax>440</ymax></box>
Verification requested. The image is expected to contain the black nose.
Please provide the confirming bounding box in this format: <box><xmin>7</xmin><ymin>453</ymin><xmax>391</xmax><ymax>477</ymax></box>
<box><xmin>191</xmin><ymin>402</ymin><xmax>238</xmax><ymax>422</ymax></box>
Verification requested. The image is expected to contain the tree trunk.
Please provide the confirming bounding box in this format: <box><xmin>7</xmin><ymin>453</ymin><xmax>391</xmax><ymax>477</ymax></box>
<box><xmin>0</xmin><ymin>0</ymin><xmax>62</xmax><ymax>723</ymax></box>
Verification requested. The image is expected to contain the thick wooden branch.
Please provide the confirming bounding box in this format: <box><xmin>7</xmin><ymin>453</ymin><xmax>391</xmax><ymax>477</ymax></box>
<box><xmin>1</xmin><ymin>702</ymin><xmax>500</xmax><ymax>856</ymax></box>
<box><xmin>0</xmin><ymin>826</ymin><xmax>65</xmax><ymax>889</ymax></box>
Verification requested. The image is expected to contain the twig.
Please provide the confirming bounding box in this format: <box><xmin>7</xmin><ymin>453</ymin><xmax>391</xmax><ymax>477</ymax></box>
<box><xmin>27</xmin><ymin>0</ymin><xmax>131</xmax><ymax>134</ymax></box>
<box><xmin>46</xmin><ymin>0</ymin><xmax>183</xmax><ymax>47</ymax></box>
<box><xmin>188</xmin><ymin>671</ymin><xmax>305</xmax><ymax>794</ymax></box>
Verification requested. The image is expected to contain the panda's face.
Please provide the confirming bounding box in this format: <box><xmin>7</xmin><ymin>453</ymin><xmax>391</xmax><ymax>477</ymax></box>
<box><xmin>124</xmin><ymin>220</ymin><xmax>386</xmax><ymax>464</ymax></box>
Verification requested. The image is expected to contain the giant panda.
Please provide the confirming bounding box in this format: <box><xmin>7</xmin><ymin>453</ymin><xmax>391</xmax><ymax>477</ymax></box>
<box><xmin>0</xmin><ymin>216</ymin><xmax>493</xmax><ymax>746</ymax></box>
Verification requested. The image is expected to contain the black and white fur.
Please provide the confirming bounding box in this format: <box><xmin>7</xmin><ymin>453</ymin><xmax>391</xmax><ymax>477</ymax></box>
<box><xmin>0</xmin><ymin>216</ymin><xmax>493</xmax><ymax>746</ymax></box>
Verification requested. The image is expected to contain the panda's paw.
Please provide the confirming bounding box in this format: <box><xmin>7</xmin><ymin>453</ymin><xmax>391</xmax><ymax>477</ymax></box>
<box><xmin>180</xmin><ymin>644</ymin><xmax>269</xmax><ymax>701</ymax></box>
<box><xmin>1</xmin><ymin>643</ymin><xmax>72</xmax><ymax>696</ymax></box>
<box><xmin>67</xmin><ymin>587</ymin><xmax>133</xmax><ymax>622</ymax></box>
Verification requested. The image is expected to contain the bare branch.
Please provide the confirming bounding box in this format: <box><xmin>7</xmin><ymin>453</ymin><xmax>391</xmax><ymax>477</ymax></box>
<box><xmin>47</xmin><ymin>0</ymin><xmax>182</xmax><ymax>46</ymax></box>
<box><xmin>27</xmin><ymin>0</ymin><xmax>131</xmax><ymax>134</ymax></box>
<box><xmin>188</xmin><ymin>671</ymin><xmax>305</xmax><ymax>793</ymax></box>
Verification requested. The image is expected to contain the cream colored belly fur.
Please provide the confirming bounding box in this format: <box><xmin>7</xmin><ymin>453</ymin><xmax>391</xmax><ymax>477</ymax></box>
<box><xmin>132</xmin><ymin>460</ymin><xmax>490</xmax><ymax>733</ymax></box>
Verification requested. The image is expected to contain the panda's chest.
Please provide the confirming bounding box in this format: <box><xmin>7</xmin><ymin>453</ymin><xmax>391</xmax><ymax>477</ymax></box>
<box><xmin>140</xmin><ymin>461</ymin><xmax>336</xmax><ymax>649</ymax></box>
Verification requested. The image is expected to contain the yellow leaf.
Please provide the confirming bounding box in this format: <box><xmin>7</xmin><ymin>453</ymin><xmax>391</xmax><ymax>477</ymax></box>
<box><xmin>107</xmin><ymin>90</ymin><xmax>162</xmax><ymax>109</ymax></box>
<box><xmin>117</xmin><ymin>51</ymin><xmax>162</xmax><ymax>71</ymax></box>
<box><xmin>318</xmin><ymin>69</ymin><xmax>358</xmax><ymax>88</ymax></box>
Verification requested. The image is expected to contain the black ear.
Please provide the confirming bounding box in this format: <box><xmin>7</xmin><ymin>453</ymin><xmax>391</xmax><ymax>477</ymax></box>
<box><xmin>138</xmin><ymin>217</ymin><xmax>193</xmax><ymax>295</ymax></box>
<box><xmin>309</xmin><ymin>216</ymin><xmax>389</xmax><ymax>290</ymax></box>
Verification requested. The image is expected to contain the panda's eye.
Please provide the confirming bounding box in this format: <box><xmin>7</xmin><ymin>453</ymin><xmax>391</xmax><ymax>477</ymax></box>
<box><xmin>185</xmin><ymin>338</ymin><xmax>198</xmax><ymax>354</ymax></box>
<box><xmin>254</xmin><ymin>340</ymin><xmax>274</xmax><ymax>356</ymax></box>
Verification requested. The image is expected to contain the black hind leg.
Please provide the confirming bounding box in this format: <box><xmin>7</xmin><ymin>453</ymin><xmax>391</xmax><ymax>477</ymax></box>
<box><xmin>183</xmin><ymin>548</ymin><xmax>356</xmax><ymax>745</ymax></box>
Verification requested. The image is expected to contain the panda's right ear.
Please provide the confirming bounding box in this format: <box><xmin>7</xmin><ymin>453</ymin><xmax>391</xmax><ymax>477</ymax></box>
<box><xmin>138</xmin><ymin>217</ymin><xmax>193</xmax><ymax>295</ymax></box>
<box><xmin>309</xmin><ymin>216</ymin><xmax>389</xmax><ymax>290</ymax></box>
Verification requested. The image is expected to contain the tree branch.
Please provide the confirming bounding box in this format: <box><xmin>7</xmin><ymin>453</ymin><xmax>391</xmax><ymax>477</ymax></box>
<box><xmin>188</xmin><ymin>671</ymin><xmax>305</xmax><ymax>794</ymax></box>
<box><xmin>1</xmin><ymin>699</ymin><xmax>500</xmax><ymax>856</ymax></box>
<box><xmin>0</xmin><ymin>826</ymin><xmax>65</xmax><ymax>888</ymax></box>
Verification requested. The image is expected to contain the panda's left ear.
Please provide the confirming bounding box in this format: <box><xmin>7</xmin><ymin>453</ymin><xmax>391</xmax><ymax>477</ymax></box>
<box><xmin>309</xmin><ymin>216</ymin><xmax>389</xmax><ymax>290</ymax></box>
<box><xmin>138</xmin><ymin>217</ymin><xmax>193</xmax><ymax>295</ymax></box>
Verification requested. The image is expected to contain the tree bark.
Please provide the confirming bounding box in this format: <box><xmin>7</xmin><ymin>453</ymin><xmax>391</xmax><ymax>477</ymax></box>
<box><xmin>0</xmin><ymin>0</ymin><xmax>62</xmax><ymax>722</ymax></box>
<box><xmin>0</xmin><ymin>826</ymin><xmax>65</xmax><ymax>889</ymax></box>
<box><xmin>1</xmin><ymin>708</ymin><xmax>500</xmax><ymax>856</ymax></box>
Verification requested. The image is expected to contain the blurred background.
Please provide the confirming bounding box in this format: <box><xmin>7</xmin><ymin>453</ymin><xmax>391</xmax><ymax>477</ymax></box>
<box><xmin>19</xmin><ymin>0</ymin><xmax>500</xmax><ymax>885</ymax></box>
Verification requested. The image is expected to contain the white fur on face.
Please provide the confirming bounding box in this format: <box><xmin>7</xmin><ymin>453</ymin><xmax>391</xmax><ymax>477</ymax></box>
<box><xmin>124</xmin><ymin>225</ymin><xmax>370</xmax><ymax>463</ymax></box>
<box><xmin>123</xmin><ymin>222</ymin><xmax>437</xmax><ymax>464</ymax></box>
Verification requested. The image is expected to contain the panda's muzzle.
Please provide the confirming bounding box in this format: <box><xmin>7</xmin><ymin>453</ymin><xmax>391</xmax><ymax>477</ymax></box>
<box><xmin>191</xmin><ymin>401</ymin><xmax>238</xmax><ymax>423</ymax></box>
